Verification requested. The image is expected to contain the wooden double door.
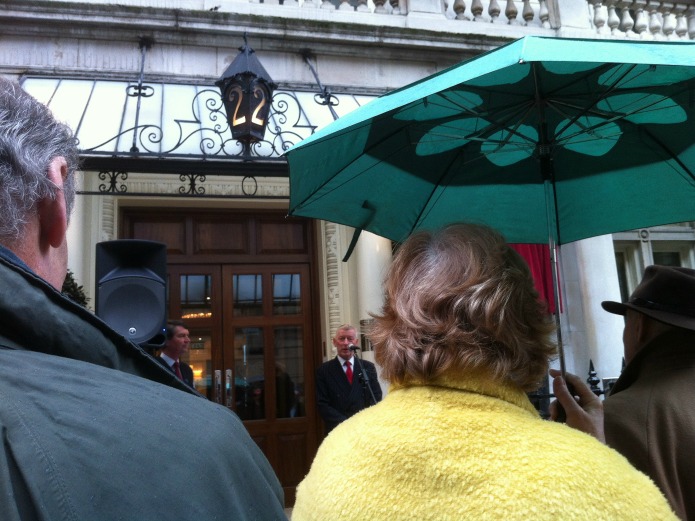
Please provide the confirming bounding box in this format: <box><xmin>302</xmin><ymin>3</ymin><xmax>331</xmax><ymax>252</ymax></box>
<box><xmin>122</xmin><ymin>209</ymin><xmax>320</xmax><ymax>506</ymax></box>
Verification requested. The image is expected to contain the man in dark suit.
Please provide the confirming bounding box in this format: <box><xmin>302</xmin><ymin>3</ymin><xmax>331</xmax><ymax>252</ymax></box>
<box><xmin>316</xmin><ymin>324</ymin><xmax>382</xmax><ymax>434</ymax></box>
<box><xmin>156</xmin><ymin>320</ymin><xmax>194</xmax><ymax>387</ymax></box>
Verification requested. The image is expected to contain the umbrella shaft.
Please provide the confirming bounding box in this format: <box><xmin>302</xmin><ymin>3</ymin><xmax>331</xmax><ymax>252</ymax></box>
<box><xmin>549</xmin><ymin>242</ymin><xmax>566</xmax><ymax>376</ymax></box>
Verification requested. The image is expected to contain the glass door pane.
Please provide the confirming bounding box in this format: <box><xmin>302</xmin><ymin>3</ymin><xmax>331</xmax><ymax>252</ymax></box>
<box><xmin>272</xmin><ymin>273</ymin><xmax>302</xmax><ymax>315</ymax></box>
<box><xmin>274</xmin><ymin>325</ymin><xmax>305</xmax><ymax>418</ymax></box>
<box><xmin>233</xmin><ymin>274</ymin><xmax>263</xmax><ymax>316</ymax></box>
<box><xmin>182</xmin><ymin>329</ymin><xmax>213</xmax><ymax>399</ymax></box>
<box><xmin>180</xmin><ymin>274</ymin><xmax>213</xmax><ymax>319</ymax></box>
<box><xmin>234</xmin><ymin>326</ymin><xmax>266</xmax><ymax>420</ymax></box>
<box><xmin>224</xmin><ymin>265</ymin><xmax>311</xmax><ymax>424</ymax></box>
<box><xmin>167</xmin><ymin>265</ymin><xmax>221</xmax><ymax>402</ymax></box>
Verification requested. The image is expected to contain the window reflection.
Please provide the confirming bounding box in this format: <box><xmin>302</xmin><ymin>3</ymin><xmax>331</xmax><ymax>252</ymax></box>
<box><xmin>180</xmin><ymin>331</ymin><xmax>213</xmax><ymax>399</ymax></box>
<box><xmin>275</xmin><ymin>326</ymin><xmax>304</xmax><ymax>418</ymax></box>
<box><xmin>234</xmin><ymin>327</ymin><xmax>265</xmax><ymax>420</ymax></box>
<box><xmin>273</xmin><ymin>273</ymin><xmax>301</xmax><ymax>315</ymax></box>
<box><xmin>653</xmin><ymin>251</ymin><xmax>681</xmax><ymax>266</ymax></box>
<box><xmin>180</xmin><ymin>274</ymin><xmax>212</xmax><ymax>318</ymax></box>
<box><xmin>233</xmin><ymin>274</ymin><xmax>263</xmax><ymax>316</ymax></box>
<box><xmin>615</xmin><ymin>252</ymin><xmax>629</xmax><ymax>303</ymax></box>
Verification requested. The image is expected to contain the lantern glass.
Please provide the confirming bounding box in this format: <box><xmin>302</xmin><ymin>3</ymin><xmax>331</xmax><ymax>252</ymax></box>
<box><xmin>217</xmin><ymin>39</ymin><xmax>276</xmax><ymax>147</ymax></box>
<box><xmin>222</xmin><ymin>75</ymin><xmax>272</xmax><ymax>143</ymax></box>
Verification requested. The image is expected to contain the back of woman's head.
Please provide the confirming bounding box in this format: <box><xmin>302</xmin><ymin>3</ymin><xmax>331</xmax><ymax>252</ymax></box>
<box><xmin>370</xmin><ymin>223</ymin><xmax>556</xmax><ymax>391</ymax></box>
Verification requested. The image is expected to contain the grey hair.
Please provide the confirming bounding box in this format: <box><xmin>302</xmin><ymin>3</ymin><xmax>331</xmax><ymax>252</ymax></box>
<box><xmin>0</xmin><ymin>78</ymin><xmax>79</xmax><ymax>242</ymax></box>
<box><xmin>334</xmin><ymin>323</ymin><xmax>359</xmax><ymax>337</ymax></box>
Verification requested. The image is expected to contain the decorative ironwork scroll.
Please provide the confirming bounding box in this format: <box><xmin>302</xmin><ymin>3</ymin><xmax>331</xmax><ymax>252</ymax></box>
<box><xmin>81</xmin><ymin>87</ymin><xmax>318</xmax><ymax>163</ymax></box>
<box><xmin>20</xmin><ymin>43</ymin><xmax>376</xmax><ymax>197</ymax></box>
<box><xmin>179</xmin><ymin>174</ymin><xmax>206</xmax><ymax>196</ymax></box>
<box><xmin>98</xmin><ymin>170</ymin><xmax>128</xmax><ymax>194</ymax></box>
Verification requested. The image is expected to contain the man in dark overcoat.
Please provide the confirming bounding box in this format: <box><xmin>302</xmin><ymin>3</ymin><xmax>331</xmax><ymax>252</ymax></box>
<box><xmin>554</xmin><ymin>265</ymin><xmax>695</xmax><ymax>521</ymax></box>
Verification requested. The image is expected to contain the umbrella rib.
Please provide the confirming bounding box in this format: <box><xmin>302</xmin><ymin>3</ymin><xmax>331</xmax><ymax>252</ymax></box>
<box><xmin>531</xmin><ymin>62</ymin><xmax>555</xmax><ymax>165</ymax></box>
<box><xmin>293</xmin><ymin>159</ymin><xmax>391</xmax><ymax>210</ymax></box>
<box><xmin>437</xmin><ymin>90</ymin><xmax>539</xmax><ymax>149</ymax></box>
<box><xmin>626</xmin><ymin>119</ymin><xmax>695</xmax><ymax>183</ymax></box>
<box><xmin>290</xmin><ymin>116</ymin><xmax>418</xmax><ymax>211</ymax></box>
<box><xmin>548</xmin><ymin>86</ymin><xmax>691</xmax><ymax>147</ymax></box>
<box><xmin>408</xmin><ymin>150</ymin><xmax>464</xmax><ymax>235</ymax></box>
<box><xmin>552</xmin><ymin>63</ymin><xmax>640</xmax><ymax>141</ymax></box>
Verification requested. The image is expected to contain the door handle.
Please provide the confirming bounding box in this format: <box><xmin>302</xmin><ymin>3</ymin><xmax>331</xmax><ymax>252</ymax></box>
<box><xmin>225</xmin><ymin>369</ymin><xmax>233</xmax><ymax>408</ymax></box>
<box><xmin>214</xmin><ymin>369</ymin><xmax>222</xmax><ymax>404</ymax></box>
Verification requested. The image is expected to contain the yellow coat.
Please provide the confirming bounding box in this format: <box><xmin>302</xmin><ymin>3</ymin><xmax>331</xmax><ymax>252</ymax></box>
<box><xmin>294</xmin><ymin>373</ymin><xmax>676</xmax><ymax>521</ymax></box>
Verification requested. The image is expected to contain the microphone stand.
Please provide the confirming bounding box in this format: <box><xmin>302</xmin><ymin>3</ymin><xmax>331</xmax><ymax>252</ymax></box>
<box><xmin>349</xmin><ymin>345</ymin><xmax>378</xmax><ymax>406</ymax></box>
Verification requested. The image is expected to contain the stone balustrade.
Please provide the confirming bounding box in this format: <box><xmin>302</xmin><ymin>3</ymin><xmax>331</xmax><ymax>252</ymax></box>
<box><xmin>214</xmin><ymin>0</ymin><xmax>695</xmax><ymax>38</ymax></box>
<box><xmin>10</xmin><ymin>0</ymin><xmax>695</xmax><ymax>53</ymax></box>
<box><xmin>279</xmin><ymin>0</ymin><xmax>553</xmax><ymax>27</ymax></box>
<box><xmin>589</xmin><ymin>0</ymin><xmax>695</xmax><ymax>39</ymax></box>
<box><xmin>243</xmin><ymin>0</ymin><xmax>555</xmax><ymax>27</ymax></box>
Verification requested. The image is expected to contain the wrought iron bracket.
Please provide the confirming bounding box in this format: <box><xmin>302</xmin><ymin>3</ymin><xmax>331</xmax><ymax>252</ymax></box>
<box><xmin>77</xmin><ymin>169</ymin><xmax>283</xmax><ymax>199</ymax></box>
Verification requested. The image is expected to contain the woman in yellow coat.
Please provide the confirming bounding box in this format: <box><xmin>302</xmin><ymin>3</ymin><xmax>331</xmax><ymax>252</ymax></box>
<box><xmin>294</xmin><ymin>223</ymin><xmax>676</xmax><ymax>521</ymax></box>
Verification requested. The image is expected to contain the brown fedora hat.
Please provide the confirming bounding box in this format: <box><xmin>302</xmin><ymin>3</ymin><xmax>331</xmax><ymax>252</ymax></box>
<box><xmin>602</xmin><ymin>265</ymin><xmax>695</xmax><ymax>331</ymax></box>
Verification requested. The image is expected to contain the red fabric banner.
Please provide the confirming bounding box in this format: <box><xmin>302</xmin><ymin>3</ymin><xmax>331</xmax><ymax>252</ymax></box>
<box><xmin>509</xmin><ymin>243</ymin><xmax>560</xmax><ymax>314</ymax></box>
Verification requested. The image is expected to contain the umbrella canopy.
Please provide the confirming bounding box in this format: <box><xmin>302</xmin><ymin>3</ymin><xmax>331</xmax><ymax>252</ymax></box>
<box><xmin>287</xmin><ymin>36</ymin><xmax>695</xmax><ymax>246</ymax></box>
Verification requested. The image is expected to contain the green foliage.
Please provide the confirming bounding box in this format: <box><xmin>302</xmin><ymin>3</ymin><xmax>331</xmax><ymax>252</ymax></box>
<box><xmin>62</xmin><ymin>269</ymin><xmax>90</xmax><ymax>308</ymax></box>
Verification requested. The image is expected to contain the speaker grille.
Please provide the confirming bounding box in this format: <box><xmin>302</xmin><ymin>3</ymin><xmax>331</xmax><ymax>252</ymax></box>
<box><xmin>95</xmin><ymin>240</ymin><xmax>167</xmax><ymax>347</ymax></box>
<box><xmin>98</xmin><ymin>277</ymin><xmax>166</xmax><ymax>344</ymax></box>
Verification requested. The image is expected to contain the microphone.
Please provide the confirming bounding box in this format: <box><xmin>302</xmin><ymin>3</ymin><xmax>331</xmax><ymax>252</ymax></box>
<box><xmin>348</xmin><ymin>344</ymin><xmax>360</xmax><ymax>351</ymax></box>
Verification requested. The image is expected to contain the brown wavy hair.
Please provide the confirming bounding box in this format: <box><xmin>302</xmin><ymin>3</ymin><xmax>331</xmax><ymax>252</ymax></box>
<box><xmin>370</xmin><ymin>223</ymin><xmax>556</xmax><ymax>391</ymax></box>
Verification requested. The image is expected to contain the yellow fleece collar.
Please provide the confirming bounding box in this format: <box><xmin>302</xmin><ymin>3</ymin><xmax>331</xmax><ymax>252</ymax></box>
<box><xmin>391</xmin><ymin>371</ymin><xmax>539</xmax><ymax>416</ymax></box>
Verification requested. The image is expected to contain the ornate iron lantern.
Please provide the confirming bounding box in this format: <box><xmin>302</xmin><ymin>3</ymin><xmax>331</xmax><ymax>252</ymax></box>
<box><xmin>216</xmin><ymin>36</ymin><xmax>277</xmax><ymax>152</ymax></box>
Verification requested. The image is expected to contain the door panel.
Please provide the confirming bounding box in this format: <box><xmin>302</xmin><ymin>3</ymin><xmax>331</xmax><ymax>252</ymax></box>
<box><xmin>168</xmin><ymin>265</ymin><xmax>222</xmax><ymax>401</ymax></box>
<box><xmin>274</xmin><ymin>325</ymin><xmax>305</xmax><ymax>419</ymax></box>
<box><xmin>222</xmin><ymin>265</ymin><xmax>312</xmax><ymax>419</ymax></box>
<box><xmin>168</xmin><ymin>263</ymin><xmax>314</xmax><ymax>505</ymax></box>
<box><xmin>233</xmin><ymin>325</ymin><xmax>267</xmax><ymax>420</ymax></box>
<box><xmin>187</xmin><ymin>329</ymin><xmax>213</xmax><ymax>399</ymax></box>
<box><xmin>222</xmin><ymin>264</ymin><xmax>314</xmax><ymax>505</ymax></box>
<box><xmin>124</xmin><ymin>209</ymin><xmax>319</xmax><ymax>506</ymax></box>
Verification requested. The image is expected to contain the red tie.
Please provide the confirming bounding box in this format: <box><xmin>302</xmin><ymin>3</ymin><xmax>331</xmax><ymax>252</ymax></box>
<box><xmin>173</xmin><ymin>360</ymin><xmax>183</xmax><ymax>380</ymax></box>
<box><xmin>344</xmin><ymin>360</ymin><xmax>353</xmax><ymax>384</ymax></box>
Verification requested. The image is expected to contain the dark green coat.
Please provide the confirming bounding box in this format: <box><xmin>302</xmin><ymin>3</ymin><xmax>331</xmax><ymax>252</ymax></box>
<box><xmin>0</xmin><ymin>248</ymin><xmax>285</xmax><ymax>521</ymax></box>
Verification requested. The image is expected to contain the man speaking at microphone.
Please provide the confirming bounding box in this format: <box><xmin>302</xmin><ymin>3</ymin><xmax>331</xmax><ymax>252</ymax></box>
<box><xmin>316</xmin><ymin>324</ymin><xmax>382</xmax><ymax>434</ymax></box>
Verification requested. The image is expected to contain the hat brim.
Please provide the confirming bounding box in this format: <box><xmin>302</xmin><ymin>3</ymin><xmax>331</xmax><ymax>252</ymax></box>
<box><xmin>601</xmin><ymin>301</ymin><xmax>627</xmax><ymax>316</ymax></box>
<box><xmin>602</xmin><ymin>300</ymin><xmax>695</xmax><ymax>332</ymax></box>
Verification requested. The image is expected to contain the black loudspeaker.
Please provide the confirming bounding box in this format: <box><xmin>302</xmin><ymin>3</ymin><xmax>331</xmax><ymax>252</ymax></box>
<box><xmin>95</xmin><ymin>240</ymin><xmax>167</xmax><ymax>349</ymax></box>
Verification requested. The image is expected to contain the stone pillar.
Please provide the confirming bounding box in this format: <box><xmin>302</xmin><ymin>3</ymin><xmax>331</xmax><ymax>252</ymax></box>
<box><xmin>66</xmin><ymin>173</ymin><xmax>89</xmax><ymax>300</ymax></box>
<box><xmin>355</xmin><ymin>231</ymin><xmax>392</xmax><ymax>342</ymax></box>
<box><xmin>561</xmin><ymin>235</ymin><xmax>625</xmax><ymax>386</ymax></box>
<box><xmin>355</xmin><ymin>231</ymin><xmax>392</xmax><ymax>395</ymax></box>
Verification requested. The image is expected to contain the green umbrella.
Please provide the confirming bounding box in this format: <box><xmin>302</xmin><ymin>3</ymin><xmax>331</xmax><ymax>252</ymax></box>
<box><xmin>288</xmin><ymin>36</ymin><xmax>695</xmax><ymax>245</ymax></box>
<box><xmin>286</xmin><ymin>36</ymin><xmax>695</xmax><ymax>373</ymax></box>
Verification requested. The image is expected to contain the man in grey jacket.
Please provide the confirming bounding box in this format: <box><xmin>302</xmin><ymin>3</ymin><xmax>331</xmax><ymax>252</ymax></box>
<box><xmin>0</xmin><ymin>78</ymin><xmax>286</xmax><ymax>520</ymax></box>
